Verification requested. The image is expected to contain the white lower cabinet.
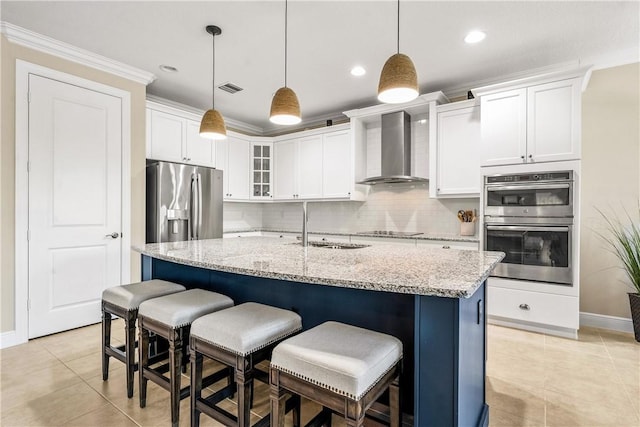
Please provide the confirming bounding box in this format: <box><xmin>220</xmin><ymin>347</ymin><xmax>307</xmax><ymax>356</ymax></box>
<box><xmin>488</xmin><ymin>283</ymin><xmax>579</xmax><ymax>334</ymax></box>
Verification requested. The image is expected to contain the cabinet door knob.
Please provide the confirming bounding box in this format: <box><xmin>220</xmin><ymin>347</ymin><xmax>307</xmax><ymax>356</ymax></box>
<box><xmin>528</xmin><ymin>154</ymin><xmax>533</xmax><ymax>161</ymax></box>
<box><xmin>520</xmin><ymin>155</ymin><xmax>525</xmax><ymax>160</ymax></box>
<box><xmin>519</xmin><ymin>303</ymin><xmax>530</xmax><ymax>311</ymax></box>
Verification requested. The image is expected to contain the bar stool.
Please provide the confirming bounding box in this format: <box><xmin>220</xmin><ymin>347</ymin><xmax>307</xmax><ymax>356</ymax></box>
<box><xmin>138</xmin><ymin>289</ymin><xmax>234</xmax><ymax>427</ymax></box>
<box><xmin>102</xmin><ymin>279</ymin><xmax>186</xmax><ymax>398</ymax></box>
<box><xmin>189</xmin><ymin>302</ymin><xmax>303</xmax><ymax>427</ymax></box>
<box><xmin>270</xmin><ymin>321</ymin><xmax>402</xmax><ymax>427</ymax></box>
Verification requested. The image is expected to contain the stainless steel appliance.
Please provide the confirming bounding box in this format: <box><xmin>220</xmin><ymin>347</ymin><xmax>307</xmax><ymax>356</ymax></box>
<box><xmin>357</xmin><ymin>111</ymin><xmax>428</xmax><ymax>185</ymax></box>
<box><xmin>484</xmin><ymin>171</ymin><xmax>574</xmax><ymax>285</ymax></box>
<box><xmin>146</xmin><ymin>160</ymin><xmax>223</xmax><ymax>243</ymax></box>
<box><xmin>484</xmin><ymin>171</ymin><xmax>573</xmax><ymax>218</ymax></box>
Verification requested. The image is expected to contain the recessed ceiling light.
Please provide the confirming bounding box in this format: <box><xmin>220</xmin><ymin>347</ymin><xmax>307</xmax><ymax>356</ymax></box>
<box><xmin>464</xmin><ymin>30</ymin><xmax>486</xmax><ymax>44</ymax></box>
<box><xmin>159</xmin><ymin>64</ymin><xmax>178</xmax><ymax>73</ymax></box>
<box><xmin>350</xmin><ymin>66</ymin><xmax>366</xmax><ymax>77</ymax></box>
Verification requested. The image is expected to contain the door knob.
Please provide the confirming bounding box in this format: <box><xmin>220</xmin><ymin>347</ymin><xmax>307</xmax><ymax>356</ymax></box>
<box><xmin>105</xmin><ymin>232</ymin><xmax>119</xmax><ymax>239</ymax></box>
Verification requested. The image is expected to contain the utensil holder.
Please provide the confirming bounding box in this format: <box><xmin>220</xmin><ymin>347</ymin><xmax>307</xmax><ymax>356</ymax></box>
<box><xmin>460</xmin><ymin>222</ymin><xmax>475</xmax><ymax>236</ymax></box>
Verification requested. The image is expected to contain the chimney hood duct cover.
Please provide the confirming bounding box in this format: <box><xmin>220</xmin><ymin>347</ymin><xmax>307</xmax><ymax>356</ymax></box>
<box><xmin>358</xmin><ymin>111</ymin><xmax>428</xmax><ymax>185</ymax></box>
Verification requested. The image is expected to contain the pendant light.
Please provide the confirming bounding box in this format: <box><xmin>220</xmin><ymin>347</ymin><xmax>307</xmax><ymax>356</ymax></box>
<box><xmin>269</xmin><ymin>0</ymin><xmax>301</xmax><ymax>125</ymax></box>
<box><xmin>200</xmin><ymin>25</ymin><xmax>227</xmax><ymax>140</ymax></box>
<box><xmin>377</xmin><ymin>0</ymin><xmax>419</xmax><ymax>104</ymax></box>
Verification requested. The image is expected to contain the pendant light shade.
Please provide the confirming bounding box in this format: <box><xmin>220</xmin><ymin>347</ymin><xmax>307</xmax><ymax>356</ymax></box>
<box><xmin>200</xmin><ymin>109</ymin><xmax>227</xmax><ymax>140</ymax></box>
<box><xmin>269</xmin><ymin>0</ymin><xmax>301</xmax><ymax>125</ymax></box>
<box><xmin>377</xmin><ymin>53</ymin><xmax>419</xmax><ymax>104</ymax></box>
<box><xmin>200</xmin><ymin>25</ymin><xmax>227</xmax><ymax>140</ymax></box>
<box><xmin>377</xmin><ymin>0</ymin><xmax>419</xmax><ymax>104</ymax></box>
<box><xmin>270</xmin><ymin>87</ymin><xmax>301</xmax><ymax>125</ymax></box>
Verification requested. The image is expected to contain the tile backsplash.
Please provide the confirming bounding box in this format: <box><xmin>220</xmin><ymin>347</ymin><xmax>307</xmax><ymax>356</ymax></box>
<box><xmin>224</xmin><ymin>182</ymin><xmax>479</xmax><ymax>237</ymax></box>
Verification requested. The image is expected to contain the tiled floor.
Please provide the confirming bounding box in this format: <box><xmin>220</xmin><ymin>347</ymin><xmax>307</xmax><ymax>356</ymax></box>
<box><xmin>1</xmin><ymin>321</ymin><xmax>638</xmax><ymax>426</ymax></box>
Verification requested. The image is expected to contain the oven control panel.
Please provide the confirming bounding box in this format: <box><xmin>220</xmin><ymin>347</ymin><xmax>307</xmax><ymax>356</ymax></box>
<box><xmin>485</xmin><ymin>171</ymin><xmax>572</xmax><ymax>184</ymax></box>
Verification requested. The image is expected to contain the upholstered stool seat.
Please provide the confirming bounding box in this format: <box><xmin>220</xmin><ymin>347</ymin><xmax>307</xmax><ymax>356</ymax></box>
<box><xmin>138</xmin><ymin>289</ymin><xmax>234</xmax><ymax>427</ymax></box>
<box><xmin>101</xmin><ymin>279</ymin><xmax>186</xmax><ymax>398</ymax></box>
<box><xmin>190</xmin><ymin>302</ymin><xmax>302</xmax><ymax>427</ymax></box>
<box><xmin>270</xmin><ymin>321</ymin><xmax>402</xmax><ymax>427</ymax></box>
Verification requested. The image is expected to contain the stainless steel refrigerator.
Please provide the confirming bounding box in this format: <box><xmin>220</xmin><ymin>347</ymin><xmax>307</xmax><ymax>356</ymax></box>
<box><xmin>146</xmin><ymin>160</ymin><xmax>223</xmax><ymax>243</ymax></box>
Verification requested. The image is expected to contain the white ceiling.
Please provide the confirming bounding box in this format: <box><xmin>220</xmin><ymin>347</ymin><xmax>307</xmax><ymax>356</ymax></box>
<box><xmin>1</xmin><ymin>1</ymin><xmax>638</xmax><ymax>134</ymax></box>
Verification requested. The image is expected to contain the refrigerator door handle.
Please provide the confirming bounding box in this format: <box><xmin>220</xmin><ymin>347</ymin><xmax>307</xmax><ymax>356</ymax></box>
<box><xmin>196</xmin><ymin>173</ymin><xmax>203</xmax><ymax>240</ymax></box>
<box><xmin>190</xmin><ymin>174</ymin><xmax>198</xmax><ymax>240</ymax></box>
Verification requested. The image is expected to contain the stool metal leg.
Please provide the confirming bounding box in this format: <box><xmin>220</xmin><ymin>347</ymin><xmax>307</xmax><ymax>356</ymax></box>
<box><xmin>190</xmin><ymin>347</ymin><xmax>203</xmax><ymax>427</ymax></box>
<box><xmin>101</xmin><ymin>304</ymin><xmax>111</xmax><ymax>381</ymax></box>
<box><xmin>124</xmin><ymin>309</ymin><xmax>137</xmax><ymax>398</ymax></box>
<box><xmin>139</xmin><ymin>323</ymin><xmax>149</xmax><ymax>408</ymax></box>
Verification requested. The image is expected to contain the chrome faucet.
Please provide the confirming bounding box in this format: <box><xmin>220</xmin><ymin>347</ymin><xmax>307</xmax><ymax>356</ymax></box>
<box><xmin>302</xmin><ymin>201</ymin><xmax>308</xmax><ymax>247</ymax></box>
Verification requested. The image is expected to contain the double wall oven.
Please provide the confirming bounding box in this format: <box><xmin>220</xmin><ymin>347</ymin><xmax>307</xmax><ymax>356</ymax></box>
<box><xmin>484</xmin><ymin>171</ymin><xmax>574</xmax><ymax>285</ymax></box>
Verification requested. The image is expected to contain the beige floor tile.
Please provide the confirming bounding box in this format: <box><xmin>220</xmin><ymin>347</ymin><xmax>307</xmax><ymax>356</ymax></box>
<box><xmin>0</xmin><ymin>381</ymin><xmax>110</xmax><ymax>426</ymax></box>
<box><xmin>1</xmin><ymin>363</ymin><xmax>82</xmax><ymax>412</ymax></box>
<box><xmin>65</xmin><ymin>350</ymin><xmax>125</xmax><ymax>380</ymax></box>
<box><xmin>488</xmin><ymin>324</ymin><xmax>546</xmax><ymax>346</ymax></box>
<box><xmin>85</xmin><ymin>367</ymin><xmax>166</xmax><ymax>405</ymax></box>
<box><xmin>486</xmin><ymin>376</ymin><xmax>545</xmax><ymax>422</ymax></box>
<box><xmin>602</xmin><ymin>334</ymin><xmax>640</xmax><ymax>362</ymax></box>
<box><xmin>64</xmin><ymin>403</ymin><xmax>139</xmax><ymax>427</ymax></box>
<box><xmin>486</xmin><ymin>350</ymin><xmax>546</xmax><ymax>388</ymax></box>
<box><xmin>545</xmin><ymin>327</ymin><xmax>609</xmax><ymax>357</ymax></box>
<box><xmin>39</xmin><ymin>333</ymin><xmax>104</xmax><ymax>363</ymax></box>
<box><xmin>488</xmin><ymin>408</ymin><xmax>544</xmax><ymax>427</ymax></box>
<box><xmin>1</xmin><ymin>344</ymin><xmax>60</xmax><ymax>382</ymax></box>
<box><xmin>545</xmin><ymin>388</ymin><xmax>640</xmax><ymax>427</ymax></box>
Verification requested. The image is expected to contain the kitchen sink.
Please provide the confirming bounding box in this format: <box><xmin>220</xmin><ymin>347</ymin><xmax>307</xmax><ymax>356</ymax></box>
<box><xmin>292</xmin><ymin>241</ymin><xmax>371</xmax><ymax>249</ymax></box>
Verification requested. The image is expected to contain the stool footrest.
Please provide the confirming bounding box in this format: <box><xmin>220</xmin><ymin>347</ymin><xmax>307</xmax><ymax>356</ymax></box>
<box><xmin>305</xmin><ymin>407</ymin><xmax>332</xmax><ymax>427</ymax></box>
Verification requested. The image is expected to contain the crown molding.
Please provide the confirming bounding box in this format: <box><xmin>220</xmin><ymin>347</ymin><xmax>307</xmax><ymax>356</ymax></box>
<box><xmin>1</xmin><ymin>21</ymin><xmax>156</xmax><ymax>85</ymax></box>
<box><xmin>146</xmin><ymin>94</ymin><xmax>264</xmax><ymax>136</ymax></box>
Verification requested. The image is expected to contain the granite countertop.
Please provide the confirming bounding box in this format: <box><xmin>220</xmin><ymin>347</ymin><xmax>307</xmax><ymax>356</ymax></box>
<box><xmin>224</xmin><ymin>228</ymin><xmax>480</xmax><ymax>243</ymax></box>
<box><xmin>134</xmin><ymin>237</ymin><xmax>503</xmax><ymax>299</ymax></box>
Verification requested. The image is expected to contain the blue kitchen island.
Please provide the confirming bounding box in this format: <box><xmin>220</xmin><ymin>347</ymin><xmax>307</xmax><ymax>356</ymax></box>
<box><xmin>136</xmin><ymin>236</ymin><xmax>503</xmax><ymax>427</ymax></box>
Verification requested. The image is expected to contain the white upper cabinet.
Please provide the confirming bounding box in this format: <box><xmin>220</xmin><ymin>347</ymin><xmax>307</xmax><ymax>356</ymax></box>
<box><xmin>272</xmin><ymin>125</ymin><xmax>362</xmax><ymax>201</ymax></box>
<box><xmin>250</xmin><ymin>141</ymin><xmax>273</xmax><ymax>200</ymax></box>
<box><xmin>432</xmin><ymin>101</ymin><xmax>481</xmax><ymax>197</ymax></box>
<box><xmin>477</xmin><ymin>76</ymin><xmax>583</xmax><ymax>167</ymax></box>
<box><xmin>185</xmin><ymin>121</ymin><xmax>215</xmax><ymax>166</ymax></box>
<box><xmin>322</xmin><ymin>130</ymin><xmax>352</xmax><ymax>198</ymax></box>
<box><xmin>297</xmin><ymin>135</ymin><xmax>324</xmax><ymax>199</ymax></box>
<box><xmin>273</xmin><ymin>138</ymin><xmax>298</xmax><ymax>200</ymax></box>
<box><xmin>527</xmin><ymin>79</ymin><xmax>581</xmax><ymax>163</ymax></box>
<box><xmin>480</xmin><ymin>89</ymin><xmax>527</xmax><ymax>166</ymax></box>
<box><xmin>216</xmin><ymin>135</ymin><xmax>250</xmax><ymax>200</ymax></box>
<box><xmin>147</xmin><ymin>106</ymin><xmax>215</xmax><ymax>167</ymax></box>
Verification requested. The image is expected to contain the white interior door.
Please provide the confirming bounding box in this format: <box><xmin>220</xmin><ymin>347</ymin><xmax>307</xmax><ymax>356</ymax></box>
<box><xmin>28</xmin><ymin>74</ymin><xmax>122</xmax><ymax>338</ymax></box>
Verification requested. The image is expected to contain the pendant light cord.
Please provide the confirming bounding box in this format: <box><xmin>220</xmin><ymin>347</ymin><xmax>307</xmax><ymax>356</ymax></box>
<box><xmin>396</xmin><ymin>0</ymin><xmax>400</xmax><ymax>54</ymax></box>
<box><xmin>211</xmin><ymin>32</ymin><xmax>216</xmax><ymax>109</ymax></box>
<box><xmin>284</xmin><ymin>0</ymin><xmax>288</xmax><ymax>87</ymax></box>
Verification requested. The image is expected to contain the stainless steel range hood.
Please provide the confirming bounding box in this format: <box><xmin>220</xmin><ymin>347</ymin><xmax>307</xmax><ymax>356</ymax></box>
<box><xmin>358</xmin><ymin>111</ymin><xmax>428</xmax><ymax>185</ymax></box>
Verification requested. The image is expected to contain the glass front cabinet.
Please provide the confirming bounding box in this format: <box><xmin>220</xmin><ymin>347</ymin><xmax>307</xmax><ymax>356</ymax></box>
<box><xmin>250</xmin><ymin>141</ymin><xmax>272</xmax><ymax>200</ymax></box>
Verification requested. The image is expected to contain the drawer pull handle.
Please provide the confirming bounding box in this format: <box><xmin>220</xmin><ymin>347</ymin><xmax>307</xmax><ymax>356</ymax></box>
<box><xmin>519</xmin><ymin>303</ymin><xmax>530</xmax><ymax>311</ymax></box>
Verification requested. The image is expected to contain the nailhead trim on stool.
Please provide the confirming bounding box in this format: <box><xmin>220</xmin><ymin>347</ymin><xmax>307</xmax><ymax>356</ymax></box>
<box><xmin>270</xmin><ymin>321</ymin><xmax>403</xmax><ymax>427</ymax></box>
<box><xmin>138</xmin><ymin>289</ymin><xmax>234</xmax><ymax>427</ymax></box>
<box><xmin>101</xmin><ymin>279</ymin><xmax>185</xmax><ymax>398</ymax></box>
<box><xmin>189</xmin><ymin>303</ymin><xmax>303</xmax><ymax>427</ymax></box>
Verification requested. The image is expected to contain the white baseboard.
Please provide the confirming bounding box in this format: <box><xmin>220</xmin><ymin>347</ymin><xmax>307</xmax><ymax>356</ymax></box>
<box><xmin>580</xmin><ymin>312</ymin><xmax>634</xmax><ymax>333</ymax></box>
<box><xmin>488</xmin><ymin>316</ymin><xmax>578</xmax><ymax>339</ymax></box>
<box><xmin>0</xmin><ymin>330</ymin><xmax>20</xmax><ymax>349</ymax></box>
